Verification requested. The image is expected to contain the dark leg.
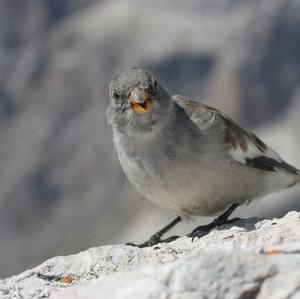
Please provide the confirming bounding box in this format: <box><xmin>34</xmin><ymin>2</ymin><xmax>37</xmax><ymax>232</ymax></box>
<box><xmin>189</xmin><ymin>204</ymin><xmax>240</xmax><ymax>241</ymax></box>
<box><xmin>127</xmin><ymin>216</ymin><xmax>182</xmax><ymax>248</ymax></box>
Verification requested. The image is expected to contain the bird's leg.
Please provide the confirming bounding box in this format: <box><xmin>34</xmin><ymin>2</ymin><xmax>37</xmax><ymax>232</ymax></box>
<box><xmin>189</xmin><ymin>204</ymin><xmax>240</xmax><ymax>241</ymax></box>
<box><xmin>127</xmin><ymin>216</ymin><xmax>182</xmax><ymax>248</ymax></box>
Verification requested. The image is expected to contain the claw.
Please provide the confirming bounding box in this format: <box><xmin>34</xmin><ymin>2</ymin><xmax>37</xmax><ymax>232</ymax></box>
<box><xmin>191</xmin><ymin>225</ymin><xmax>213</xmax><ymax>242</ymax></box>
<box><xmin>189</xmin><ymin>204</ymin><xmax>241</xmax><ymax>242</ymax></box>
<box><xmin>126</xmin><ymin>235</ymin><xmax>180</xmax><ymax>248</ymax></box>
<box><xmin>190</xmin><ymin>217</ymin><xmax>241</xmax><ymax>242</ymax></box>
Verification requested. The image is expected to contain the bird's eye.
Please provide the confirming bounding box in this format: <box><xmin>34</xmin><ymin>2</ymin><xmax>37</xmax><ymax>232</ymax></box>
<box><xmin>112</xmin><ymin>90</ymin><xmax>120</xmax><ymax>101</ymax></box>
<box><xmin>150</xmin><ymin>79</ymin><xmax>159</xmax><ymax>92</ymax></box>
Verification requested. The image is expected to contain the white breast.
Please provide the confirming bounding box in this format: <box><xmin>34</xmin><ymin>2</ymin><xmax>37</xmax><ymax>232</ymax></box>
<box><xmin>115</xmin><ymin>136</ymin><xmax>257</xmax><ymax>217</ymax></box>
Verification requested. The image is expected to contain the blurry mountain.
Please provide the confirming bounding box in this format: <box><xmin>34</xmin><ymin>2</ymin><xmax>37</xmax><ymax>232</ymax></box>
<box><xmin>0</xmin><ymin>0</ymin><xmax>98</xmax><ymax>49</ymax></box>
<box><xmin>0</xmin><ymin>0</ymin><xmax>300</xmax><ymax>278</ymax></box>
<box><xmin>211</xmin><ymin>0</ymin><xmax>300</xmax><ymax>126</ymax></box>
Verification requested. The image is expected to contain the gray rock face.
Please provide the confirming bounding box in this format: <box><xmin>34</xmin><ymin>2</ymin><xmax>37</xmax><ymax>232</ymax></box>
<box><xmin>1</xmin><ymin>0</ymin><xmax>300</xmax><ymax>279</ymax></box>
<box><xmin>0</xmin><ymin>0</ymin><xmax>97</xmax><ymax>49</ymax></box>
<box><xmin>1</xmin><ymin>212</ymin><xmax>300</xmax><ymax>299</ymax></box>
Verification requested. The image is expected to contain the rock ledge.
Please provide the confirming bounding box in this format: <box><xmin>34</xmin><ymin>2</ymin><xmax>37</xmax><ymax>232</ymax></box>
<box><xmin>1</xmin><ymin>211</ymin><xmax>300</xmax><ymax>299</ymax></box>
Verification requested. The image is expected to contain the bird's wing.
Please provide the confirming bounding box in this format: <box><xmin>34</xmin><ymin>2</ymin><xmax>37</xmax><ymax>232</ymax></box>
<box><xmin>173</xmin><ymin>95</ymin><xmax>300</xmax><ymax>175</ymax></box>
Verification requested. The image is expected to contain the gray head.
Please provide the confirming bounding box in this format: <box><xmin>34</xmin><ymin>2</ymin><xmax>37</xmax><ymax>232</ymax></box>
<box><xmin>108</xmin><ymin>68</ymin><xmax>173</xmax><ymax>134</ymax></box>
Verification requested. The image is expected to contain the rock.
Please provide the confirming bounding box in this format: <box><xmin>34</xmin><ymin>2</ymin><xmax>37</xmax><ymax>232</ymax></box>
<box><xmin>0</xmin><ymin>0</ymin><xmax>97</xmax><ymax>49</ymax></box>
<box><xmin>1</xmin><ymin>0</ymin><xmax>300</xmax><ymax>279</ymax></box>
<box><xmin>211</xmin><ymin>0</ymin><xmax>300</xmax><ymax>126</ymax></box>
<box><xmin>1</xmin><ymin>211</ymin><xmax>300</xmax><ymax>299</ymax></box>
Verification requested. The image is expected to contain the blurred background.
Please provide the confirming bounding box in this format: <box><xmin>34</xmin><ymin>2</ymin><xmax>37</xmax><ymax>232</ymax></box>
<box><xmin>0</xmin><ymin>0</ymin><xmax>300</xmax><ymax>278</ymax></box>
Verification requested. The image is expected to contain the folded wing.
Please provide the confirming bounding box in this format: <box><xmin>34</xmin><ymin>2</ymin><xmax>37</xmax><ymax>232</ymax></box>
<box><xmin>173</xmin><ymin>95</ymin><xmax>300</xmax><ymax>176</ymax></box>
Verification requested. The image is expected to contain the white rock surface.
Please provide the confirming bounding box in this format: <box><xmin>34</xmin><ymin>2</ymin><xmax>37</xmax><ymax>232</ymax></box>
<box><xmin>1</xmin><ymin>211</ymin><xmax>300</xmax><ymax>299</ymax></box>
<box><xmin>1</xmin><ymin>0</ymin><xmax>300</xmax><ymax>278</ymax></box>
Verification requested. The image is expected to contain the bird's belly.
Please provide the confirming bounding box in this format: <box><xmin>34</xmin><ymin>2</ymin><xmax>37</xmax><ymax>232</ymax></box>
<box><xmin>146</xmin><ymin>180</ymin><xmax>227</xmax><ymax>217</ymax></box>
<box><xmin>118</xmin><ymin>149</ymin><xmax>239</xmax><ymax>217</ymax></box>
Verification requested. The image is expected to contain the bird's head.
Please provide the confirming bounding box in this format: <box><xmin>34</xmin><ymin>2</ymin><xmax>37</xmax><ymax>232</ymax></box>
<box><xmin>107</xmin><ymin>68</ymin><xmax>173</xmax><ymax>135</ymax></box>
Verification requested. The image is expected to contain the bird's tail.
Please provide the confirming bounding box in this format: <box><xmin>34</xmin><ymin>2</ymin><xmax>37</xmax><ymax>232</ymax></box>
<box><xmin>285</xmin><ymin>165</ymin><xmax>300</xmax><ymax>187</ymax></box>
<box><xmin>293</xmin><ymin>168</ymin><xmax>300</xmax><ymax>185</ymax></box>
<box><xmin>285</xmin><ymin>164</ymin><xmax>300</xmax><ymax>187</ymax></box>
<box><xmin>297</xmin><ymin>173</ymin><xmax>300</xmax><ymax>185</ymax></box>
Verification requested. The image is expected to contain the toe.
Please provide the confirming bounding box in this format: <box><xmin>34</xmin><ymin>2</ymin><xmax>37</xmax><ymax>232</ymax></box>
<box><xmin>191</xmin><ymin>230</ymin><xmax>208</xmax><ymax>242</ymax></box>
<box><xmin>148</xmin><ymin>235</ymin><xmax>162</xmax><ymax>246</ymax></box>
<box><xmin>126</xmin><ymin>242</ymin><xmax>137</xmax><ymax>247</ymax></box>
<box><xmin>163</xmin><ymin>235</ymin><xmax>180</xmax><ymax>243</ymax></box>
<box><xmin>190</xmin><ymin>225</ymin><xmax>213</xmax><ymax>241</ymax></box>
<box><xmin>126</xmin><ymin>241</ymin><xmax>149</xmax><ymax>248</ymax></box>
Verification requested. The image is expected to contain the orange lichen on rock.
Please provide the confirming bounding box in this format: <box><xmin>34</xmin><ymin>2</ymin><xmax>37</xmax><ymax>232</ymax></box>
<box><xmin>265</xmin><ymin>248</ymin><xmax>281</xmax><ymax>256</ymax></box>
<box><xmin>60</xmin><ymin>275</ymin><xmax>73</xmax><ymax>284</ymax></box>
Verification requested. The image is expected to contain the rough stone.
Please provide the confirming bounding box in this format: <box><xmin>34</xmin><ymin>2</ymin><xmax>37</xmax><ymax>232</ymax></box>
<box><xmin>1</xmin><ymin>211</ymin><xmax>299</xmax><ymax>299</ymax></box>
<box><xmin>1</xmin><ymin>0</ymin><xmax>300</xmax><ymax>279</ymax></box>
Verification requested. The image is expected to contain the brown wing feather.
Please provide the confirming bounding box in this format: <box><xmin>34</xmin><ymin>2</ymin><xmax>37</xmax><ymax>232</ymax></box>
<box><xmin>173</xmin><ymin>95</ymin><xmax>300</xmax><ymax>175</ymax></box>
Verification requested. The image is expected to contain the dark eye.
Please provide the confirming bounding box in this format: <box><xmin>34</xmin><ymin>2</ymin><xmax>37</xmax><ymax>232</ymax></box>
<box><xmin>150</xmin><ymin>79</ymin><xmax>159</xmax><ymax>92</ymax></box>
<box><xmin>112</xmin><ymin>90</ymin><xmax>120</xmax><ymax>100</ymax></box>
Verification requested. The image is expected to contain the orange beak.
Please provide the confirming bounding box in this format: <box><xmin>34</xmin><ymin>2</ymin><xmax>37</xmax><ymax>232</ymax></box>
<box><xmin>129</xmin><ymin>88</ymin><xmax>154</xmax><ymax>113</ymax></box>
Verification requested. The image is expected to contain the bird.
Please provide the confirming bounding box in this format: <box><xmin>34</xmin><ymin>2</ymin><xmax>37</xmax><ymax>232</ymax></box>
<box><xmin>107</xmin><ymin>68</ymin><xmax>300</xmax><ymax>248</ymax></box>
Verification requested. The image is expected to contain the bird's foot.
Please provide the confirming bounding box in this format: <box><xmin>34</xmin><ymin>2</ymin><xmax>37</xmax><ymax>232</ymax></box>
<box><xmin>126</xmin><ymin>234</ymin><xmax>180</xmax><ymax>248</ymax></box>
<box><xmin>190</xmin><ymin>217</ymin><xmax>241</xmax><ymax>241</ymax></box>
<box><xmin>126</xmin><ymin>216</ymin><xmax>182</xmax><ymax>248</ymax></box>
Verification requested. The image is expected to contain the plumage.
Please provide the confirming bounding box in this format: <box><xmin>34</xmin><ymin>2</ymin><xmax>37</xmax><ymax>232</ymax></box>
<box><xmin>174</xmin><ymin>95</ymin><xmax>300</xmax><ymax>177</ymax></box>
<box><xmin>108</xmin><ymin>68</ymin><xmax>300</xmax><ymax>246</ymax></box>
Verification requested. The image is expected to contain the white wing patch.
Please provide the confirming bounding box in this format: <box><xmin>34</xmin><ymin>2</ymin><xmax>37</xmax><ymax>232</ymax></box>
<box><xmin>173</xmin><ymin>95</ymin><xmax>299</xmax><ymax>175</ymax></box>
<box><xmin>229</xmin><ymin>136</ymin><xmax>282</xmax><ymax>166</ymax></box>
<box><xmin>217</xmin><ymin>109</ymin><xmax>283</xmax><ymax>168</ymax></box>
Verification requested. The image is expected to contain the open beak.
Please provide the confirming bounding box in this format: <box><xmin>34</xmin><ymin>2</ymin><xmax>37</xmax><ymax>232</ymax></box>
<box><xmin>129</xmin><ymin>88</ymin><xmax>154</xmax><ymax>113</ymax></box>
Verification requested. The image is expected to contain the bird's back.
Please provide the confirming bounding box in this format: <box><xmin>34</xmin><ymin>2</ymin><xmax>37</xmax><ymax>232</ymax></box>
<box><xmin>173</xmin><ymin>95</ymin><xmax>300</xmax><ymax>188</ymax></box>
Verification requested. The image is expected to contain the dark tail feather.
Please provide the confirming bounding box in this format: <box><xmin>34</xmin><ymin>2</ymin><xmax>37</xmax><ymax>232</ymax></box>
<box><xmin>296</xmin><ymin>174</ymin><xmax>300</xmax><ymax>185</ymax></box>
